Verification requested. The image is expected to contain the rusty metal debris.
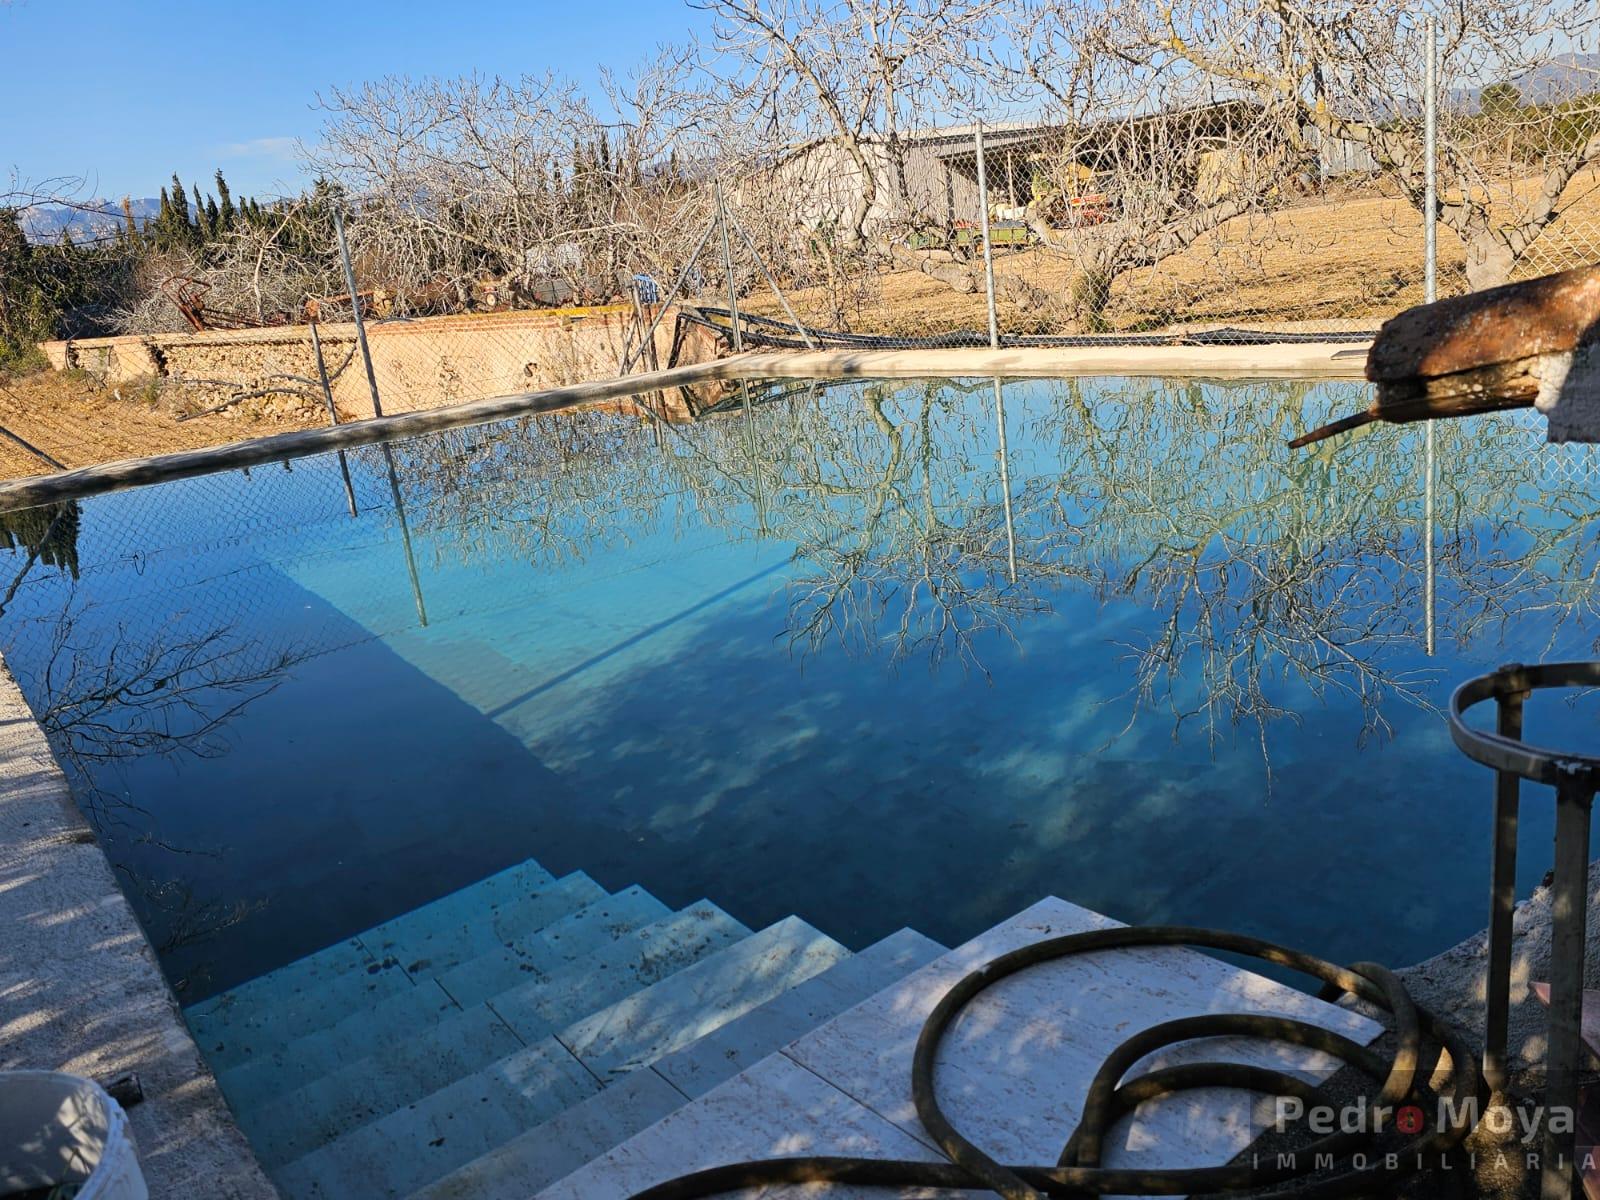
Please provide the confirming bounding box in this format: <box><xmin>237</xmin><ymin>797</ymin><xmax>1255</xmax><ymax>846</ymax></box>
<box><xmin>160</xmin><ymin>277</ymin><xmax>293</xmax><ymax>333</ymax></box>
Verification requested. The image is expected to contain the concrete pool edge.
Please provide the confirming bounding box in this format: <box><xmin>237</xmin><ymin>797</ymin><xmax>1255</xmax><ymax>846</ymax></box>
<box><xmin>0</xmin><ymin>653</ymin><xmax>279</xmax><ymax>1197</ymax></box>
<box><xmin>0</xmin><ymin>344</ymin><xmax>1368</xmax><ymax>508</ymax></box>
<box><xmin>731</xmin><ymin>342</ymin><xmax>1371</xmax><ymax>380</ymax></box>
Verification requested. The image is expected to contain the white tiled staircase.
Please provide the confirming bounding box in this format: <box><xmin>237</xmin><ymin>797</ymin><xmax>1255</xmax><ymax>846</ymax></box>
<box><xmin>183</xmin><ymin>858</ymin><xmax>946</xmax><ymax>1199</ymax></box>
<box><xmin>533</xmin><ymin>896</ymin><xmax>1389</xmax><ymax>1200</ymax></box>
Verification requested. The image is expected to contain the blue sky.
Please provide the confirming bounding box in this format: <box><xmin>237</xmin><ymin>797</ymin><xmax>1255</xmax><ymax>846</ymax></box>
<box><xmin>0</xmin><ymin>0</ymin><xmax>707</xmax><ymax>202</ymax></box>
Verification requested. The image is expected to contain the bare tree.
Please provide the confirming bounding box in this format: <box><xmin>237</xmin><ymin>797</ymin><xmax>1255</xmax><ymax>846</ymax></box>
<box><xmin>1001</xmin><ymin>2</ymin><xmax>1299</xmax><ymax>326</ymax></box>
<box><xmin>1142</xmin><ymin>0</ymin><xmax>1600</xmax><ymax>290</ymax></box>
<box><xmin>698</xmin><ymin>0</ymin><xmax>1006</xmax><ymax>249</ymax></box>
<box><xmin>308</xmin><ymin>58</ymin><xmax>736</xmax><ymax>313</ymax></box>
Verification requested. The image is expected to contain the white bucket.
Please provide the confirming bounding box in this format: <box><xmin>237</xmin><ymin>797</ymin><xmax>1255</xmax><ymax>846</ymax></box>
<box><xmin>0</xmin><ymin>1071</ymin><xmax>147</xmax><ymax>1200</ymax></box>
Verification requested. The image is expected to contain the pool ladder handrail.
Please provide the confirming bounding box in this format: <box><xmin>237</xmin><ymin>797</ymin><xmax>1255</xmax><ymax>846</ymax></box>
<box><xmin>1449</xmin><ymin>660</ymin><xmax>1600</xmax><ymax>1200</ymax></box>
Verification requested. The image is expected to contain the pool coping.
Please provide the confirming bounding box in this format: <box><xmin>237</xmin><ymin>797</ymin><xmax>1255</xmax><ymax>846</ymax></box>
<box><xmin>0</xmin><ymin>653</ymin><xmax>280</xmax><ymax>1197</ymax></box>
<box><xmin>733</xmin><ymin>343</ymin><xmax>1371</xmax><ymax>379</ymax></box>
<box><xmin>0</xmin><ymin>343</ymin><xmax>1370</xmax><ymax>509</ymax></box>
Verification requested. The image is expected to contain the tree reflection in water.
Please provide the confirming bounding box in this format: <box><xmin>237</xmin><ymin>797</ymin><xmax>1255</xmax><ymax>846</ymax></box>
<box><xmin>0</xmin><ymin>373</ymin><xmax>1597</xmax><ymax>983</ymax></box>
<box><xmin>377</xmin><ymin>373</ymin><xmax>1600</xmax><ymax>769</ymax></box>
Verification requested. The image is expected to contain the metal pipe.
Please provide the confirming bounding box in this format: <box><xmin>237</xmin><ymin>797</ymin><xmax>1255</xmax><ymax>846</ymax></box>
<box><xmin>1424</xmin><ymin>17</ymin><xmax>1439</xmax><ymax>305</ymax></box>
<box><xmin>618</xmin><ymin>217</ymin><xmax>720</xmax><ymax>377</ymax></box>
<box><xmin>729</xmin><ymin>210</ymin><xmax>817</xmax><ymax>350</ymax></box>
<box><xmin>715</xmin><ymin>179</ymin><xmax>744</xmax><ymax>354</ymax></box>
<box><xmin>1542</xmin><ymin>780</ymin><xmax>1592</xmax><ymax>1200</ymax></box>
<box><xmin>974</xmin><ymin>122</ymin><xmax>1001</xmax><ymax>351</ymax></box>
<box><xmin>309</xmin><ymin>320</ymin><xmax>358</xmax><ymax>518</ymax></box>
<box><xmin>333</xmin><ymin>208</ymin><xmax>384</xmax><ymax>419</ymax></box>
<box><xmin>993</xmin><ymin>378</ymin><xmax>1017</xmax><ymax>585</ymax></box>
<box><xmin>1482</xmin><ymin>685</ymin><xmax>1525</xmax><ymax>1090</ymax></box>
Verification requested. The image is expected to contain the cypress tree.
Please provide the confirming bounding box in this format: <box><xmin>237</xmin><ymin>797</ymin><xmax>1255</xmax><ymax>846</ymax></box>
<box><xmin>215</xmin><ymin>169</ymin><xmax>235</xmax><ymax>231</ymax></box>
<box><xmin>205</xmin><ymin>196</ymin><xmax>220</xmax><ymax>241</ymax></box>
<box><xmin>170</xmin><ymin>174</ymin><xmax>190</xmax><ymax>227</ymax></box>
<box><xmin>169</xmin><ymin>174</ymin><xmax>193</xmax><ymax>245</ymax></box>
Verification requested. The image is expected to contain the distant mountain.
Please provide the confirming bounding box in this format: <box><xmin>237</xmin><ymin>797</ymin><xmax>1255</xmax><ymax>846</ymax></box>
<box><xmin>1455</xmin><ymin>52</ymin><xmax>1600</xmax><ymax>113</ymax></box>
<box><xmin>1511</xmin><ymin>52</ymin><xmax>1600</xmax><ymax>105</ymax></box>
<box><xmin>18</xmin><ymin>198</ymin><xmax>160</xmax><ymax>244</ymax></box>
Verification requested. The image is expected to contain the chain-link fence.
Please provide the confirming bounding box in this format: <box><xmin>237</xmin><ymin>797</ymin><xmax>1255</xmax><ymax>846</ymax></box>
<box><xmin>5</xmin><ymin>11</ymin><xmax>1600</xmax><ymax>479</ymax></box>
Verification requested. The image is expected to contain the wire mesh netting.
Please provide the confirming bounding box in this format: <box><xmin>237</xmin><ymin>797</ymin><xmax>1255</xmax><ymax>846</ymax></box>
<box><xmin>6</xmin><ymin>12</ymin><xmax>1600</xmax><ymax>479</ymax></box>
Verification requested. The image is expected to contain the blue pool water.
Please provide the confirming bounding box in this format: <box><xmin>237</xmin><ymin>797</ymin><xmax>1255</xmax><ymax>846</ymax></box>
<box><xmin>2</xmin><ymin>374</ymin><xmax>1597</xmax><ymax>1000</ymax></box>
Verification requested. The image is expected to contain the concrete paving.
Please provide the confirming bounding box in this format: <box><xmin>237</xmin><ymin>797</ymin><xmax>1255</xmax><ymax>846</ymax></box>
<box><xmin>1398</xmin><ymin>855</ymin><xmax>1600</xmax><ymax>1089</ymax></box>
<box><xmin>0</xmin><ymin>655</ymin><xmax>278</xmax><ymax>1197</ymax></box>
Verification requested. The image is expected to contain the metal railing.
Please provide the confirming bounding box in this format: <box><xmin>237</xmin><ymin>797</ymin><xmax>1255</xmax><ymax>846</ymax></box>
<box><xmin>1450</xmin><ymin>661</ymin><xmax>1600</xmax><ymax>1200</ymax></box>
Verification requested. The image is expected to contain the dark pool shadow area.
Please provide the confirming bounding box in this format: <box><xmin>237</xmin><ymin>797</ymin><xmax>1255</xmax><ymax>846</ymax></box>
<box><xmin>85</xmin><ymin>568</ymin><xmax>695</xmax><ymax>1001</ymax></box>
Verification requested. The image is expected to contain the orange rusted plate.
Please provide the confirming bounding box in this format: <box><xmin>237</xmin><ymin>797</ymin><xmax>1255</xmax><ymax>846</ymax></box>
<box><xmin>1368</xmin><ymin>264</ymin><xmax>1600</xmax><ymax>385</ymax></box>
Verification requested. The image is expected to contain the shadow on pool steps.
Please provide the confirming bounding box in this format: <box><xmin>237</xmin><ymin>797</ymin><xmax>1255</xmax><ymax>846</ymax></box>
<box><xmin>181</xmin><ymin>856</ymin><xmax>946</xmax><ymax>1200</ymax></box>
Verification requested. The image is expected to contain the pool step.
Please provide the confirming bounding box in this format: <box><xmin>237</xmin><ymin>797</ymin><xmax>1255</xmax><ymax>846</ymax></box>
<box><xmin>408</xmin><ymin>928</ymin><xmax>947</xmax><ymax>1200</ymax></box>
<box><xmin>484</xmin><ymin>903</ymin><xmax>751</xmax><ymax>1044</ymax></box>
<box><xmin>557</xmin><ymin>914</ymin><xmax>851</xmax><ymax>1080</ymax></box>
<box><xmin>219</xmin><ymin>979</ymin><xmax>467</xmax><ymax>1109</ymax></box>
<box><xmin>271</xmin><ymin>916</ymin><xmax>841</xmax><ymax>1199</ymax></box>
<box><xmin>190</xmin><ymin>855</ymin><xmax>951</xmax><ymax>1200</ymax></box>
<box><xmin>188</xmin><ymin>858</ymin><xmax>579</xmax><ymax>1068</ymax></box>
<box><xmin>238</xmin><ymin>1003</ymin><xmax>524</xmax><ymax>1169</ymax></box>
<box><xmin>235</xmin><ymin>900</ymin><xmax>748</xmax><ymax>1164</ymax></box>
<box><xmin>435</xmin><ymin>884</ymin><xmax>671</xmax><ymax>1007</ymax></box>
<box><xmin>647</xmin><ymin>926</ymin><xmax>946</xmax><ymax>1099</ymax></box>
<box><xmin>405</xmin><ymin>1071</ymin><xmax>686</xmax><ymax>1200</ymax></box>
<box><xmin>273</xmin><ymin>1037</ymin><xmax>601</xmax><ymax>1200</ymax></box>
<box><xmin>205</xmin><ymin>872</ymin><xmax>602</xmax><ymax>1083</ymax></box>
<box><xmin>535</xmin><ymin>896</ymin><xmax>1387</xmax><ymax>1200</ymax></box>
<box><xmin>187</xmin><ymin>854</ymin><xmax>557</xmax><ymax>1028</ymax></box>
<box><xmin>369</xmin><ymin>870</ymin><xmax>607</xmax><ymax>979</ymax></box>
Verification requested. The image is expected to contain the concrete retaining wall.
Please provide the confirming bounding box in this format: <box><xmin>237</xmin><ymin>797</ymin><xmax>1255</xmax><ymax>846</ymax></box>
<box><xmin>42</xmin><ymin>307</ymin><xmax>693</xmax><ymax>421</ymax></box>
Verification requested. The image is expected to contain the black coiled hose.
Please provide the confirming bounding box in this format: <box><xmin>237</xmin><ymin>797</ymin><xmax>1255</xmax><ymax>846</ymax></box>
<box><xmin>631</xmin><ymin>926</ymin><xmax>1483</xmax><ymax>1199</ymax></box>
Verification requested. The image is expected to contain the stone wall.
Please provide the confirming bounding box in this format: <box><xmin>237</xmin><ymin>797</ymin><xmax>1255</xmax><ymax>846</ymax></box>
<box><xmin>41</xmin><ymin>306</ymin><xmax>708</xmax><ymax>421</ymax></box>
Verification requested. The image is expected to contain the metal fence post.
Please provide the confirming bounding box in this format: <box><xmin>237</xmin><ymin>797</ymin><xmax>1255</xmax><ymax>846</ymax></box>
<box><xmin>728</xmin><ymin>210</ymin><xmax>817</xmax><ymax>350</ymax></box>
<box><xmin>1422</xmin><ymin>16</ymin><xmax>1439</xmax><ymax>655</ymax></box>
<box><xmin>715</xmin><ymin>179</ymin><xmax>744</xmax><ymax>354</ymax></box>
<box><xmin>333</xmin><ymin>208</ymin><xmax>384</xmax><ymax>419</ymax></box>
<box><xmin>617</xmin><ymin>215</ymin><xmax>719</xmax><ymax>376</ymax></box>
<box><xmin>309</xmin><ymin>320</ymin><xmax>358</xmax><ymax>518</ymax></box>
<box><xmin>974</xmin><ymin>121</ymin><xmax>1000</xmax><ymax>350</ymax></box>
<box><xmin>1424</xmin><ymin>17</ymin><xmax>1438</xmax><ymax>304</ymax></box>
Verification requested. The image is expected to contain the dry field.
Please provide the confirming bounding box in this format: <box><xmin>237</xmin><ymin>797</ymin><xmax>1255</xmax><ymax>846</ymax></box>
<box><xmin>745</xmin><ymin>172</ymin><xmax>1600</xmax><ymax>337</ymax></box>
<box><xmin>0</xmin><ymin>370</ymin><xmax>328</xmax><ymax>481</ymax></box>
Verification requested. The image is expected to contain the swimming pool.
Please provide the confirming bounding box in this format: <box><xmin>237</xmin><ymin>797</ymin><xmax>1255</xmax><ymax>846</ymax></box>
<box><xmin>1</xmin><ymin>374</ymin><xmax>1595</xmax><ymax>1001</ymax></box>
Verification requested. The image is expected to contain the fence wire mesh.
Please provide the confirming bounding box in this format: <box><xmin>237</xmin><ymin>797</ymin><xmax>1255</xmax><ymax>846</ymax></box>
<box><xmin>4</xmin><ymin>11</ymin><xmax>1600</xmax><ymax>478</ymax></box>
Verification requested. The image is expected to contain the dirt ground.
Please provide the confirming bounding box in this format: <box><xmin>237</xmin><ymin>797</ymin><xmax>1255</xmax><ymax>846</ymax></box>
<box><xmin>743</xmin><ymin>172</ymin><xmax>1600</xmax><ymax>337</ymax></box>
<box><xmin>0</xmin><ymin>370</ymin><xmax>328</xmax><ymax>481</ymax></box>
